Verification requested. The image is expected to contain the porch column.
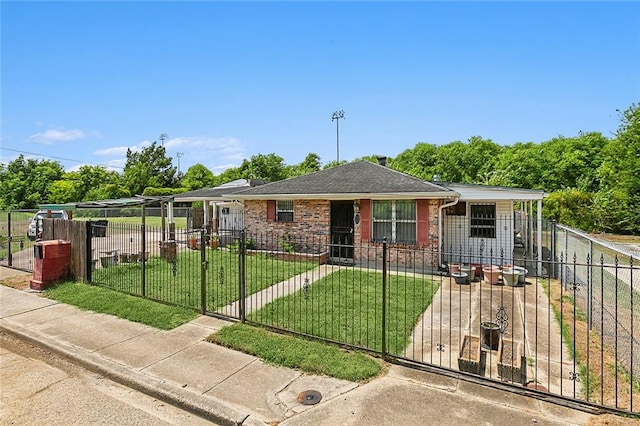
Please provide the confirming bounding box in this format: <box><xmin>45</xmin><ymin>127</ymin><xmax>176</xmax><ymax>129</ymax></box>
<box><xmin>203</xmin><ymin>200</ymin><xmax>210</xmax><ymax>229</ymax></box>
<box><xmin>167</xmin><ymin>201</ymin><xmax>174</xmax><ymax>224</ymax></box>
<box><xmin>537</xmin><ymin>199</ymin><xmax>542</xmax><ymax>275</ymax></box>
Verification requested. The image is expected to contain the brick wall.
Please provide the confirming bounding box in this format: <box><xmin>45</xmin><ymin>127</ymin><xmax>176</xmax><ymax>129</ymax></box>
<box><xmin>244</xmin><ymin>200</ymin><xmax>330</xmax><ymax>251</ymax></box>
<box><xmin>244</xmin><ymin>198</ymin><xmax>444</xmax><ymax>267</ymax></box>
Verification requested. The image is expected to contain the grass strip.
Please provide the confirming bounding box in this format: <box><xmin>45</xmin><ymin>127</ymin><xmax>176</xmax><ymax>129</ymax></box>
<box><xmin>208</xmin><ymin>323</ymin><xmax>383</xmax><ymax>382</ymax></box>
<box><xmin>44</xmin><ymin>281</ymin><xmax>198</xmax><ymax>330</ymax></box>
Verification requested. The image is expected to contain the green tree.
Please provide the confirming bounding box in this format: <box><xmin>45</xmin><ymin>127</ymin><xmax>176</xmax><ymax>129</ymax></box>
<box><xmin>594</xmin><ymin>103</ymin><xmax>640</xmax><ymax>234</ymax></box>
<box><xmin>123</xmin><ymin>142</ymin><xmax>177</xmax><ymax>195</ymax></box>
<box><xmin>391</xmin><ymin>143</ymin><xmax>439</xmax><ymax>180</ymax></box>
<box><xmin>240</xmin><ymin>153</ymin><xmax>288</xmax><ymax>181</ymax></box>
<box><xmin>289</xmin><ymin>153</ymin><xmax>322</xmax><ymax>176</ymax></box>
<box><xmin>0</xmin><ymin>155</ymin><xmax>64</xmax><ymax>209</ymax></box>
<box><xmin>182</xmin><ymin>163</ymin><xmax>217</xmax><ymax>190</ymax></box>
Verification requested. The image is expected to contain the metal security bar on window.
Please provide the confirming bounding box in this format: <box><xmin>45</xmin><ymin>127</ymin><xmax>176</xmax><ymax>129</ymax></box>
<box><xmin>470</xmin><ymin>203</ymin><xmax>496</xmax><ymax>238</ymax></box>
<box><xmin>372</xmin><ymin>200</ymin><xmax>416</xmax><ymax>244</ymax></box>
<box><xmin>276</xmin><ymin>200</ymin><xmax>294</xmax><ymax>222</ymax></box>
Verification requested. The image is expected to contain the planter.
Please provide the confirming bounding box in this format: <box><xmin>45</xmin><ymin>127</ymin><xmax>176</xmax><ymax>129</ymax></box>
<box><xmin>458</xmin><ymin>335</ymin><xmax>481</xmax><ymax>374</ymax></box>
<box><xmin>460</xmin><ymin>265</ymin><xmax>476</xmax><ymax>282</ymax></box>
<box><xmin>449</xmin><ymin>263</ymin><xmax>461</xmax><ymax>274</ymax></box>
<box><xmin>188</xmin><ymin>238</ymin><xmax>199</xmax><ymax>250</ymax></box>
<box><xmin>501</xmin><ymin>268</ymin><xmax>521</xmax><ymax>287</ymax></box>
<box><xmin>210</xmin><ymin>239</ymin><xmax>219</xmax><ymax>249</ymax></box>
<box><xmin>470</xmin><ymin>264</ymin><xmax>483</xmax><ymax>280</ymax></box>
<box><xmin>513</xmin><ymin>266</ymin><xmax>528</xmax><ymax>285</ymax></box>
<box><xmin>100</xmin><ymin>255</ymin><xmax>117</xmax><ymax>268</ymax></box>
<box><xmin>480</xmin><ymin>321</ymin><xmax>500</xmax><ymax>350</ymax></box>
<box><xmin>451</xmin><ymin>272</ymin><xmax>469</xmax><ymax>285</ymax></box>
<box><xmin>497</xmin><ymin>338</ymin><xmax>524</xmax><ymax>383</ymax></box>
<box><xmin>482</xmin><ymin>265</ymin><xmax>501</xmax><ymax>285</ymax></box>
<box><xmin>159</xmin><ymin>241</ymin><xmax>177</xmax><ymax>262</ymax></box>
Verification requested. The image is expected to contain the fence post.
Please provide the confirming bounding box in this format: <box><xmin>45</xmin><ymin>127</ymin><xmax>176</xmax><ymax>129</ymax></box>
<box><xmin>141</xmin><ymin>223</ymin><xmax>146</xmax><ymax>297</ymax></box>
<box><xmin>7</xmin><ymin>211</ymin><xmax>12</xmax><ymax>267</ymax></box>
<box><xmin>85</xmin><ymin>220</ymin><xmax>93</xmax><ymax>282</ymax></box>
<box><xmin>200</xmin><ymin>228</ymin><xmax>207</xmax><ymax>315</ymax></box>
<box><xmin>239</xmin><ymin>230</ymin><xmax>246</xmax><ymax>322</ymax></box>
<box><xmin>587</xmin><ymin>240</ymin><xmax>593</xmax><ymax>331</ymax></box>
<box><xmin>551</xmin><ymin>219</ymin><xmax>557</xmax><ymax>279</ymax></box>
<box><xmin>381</xmin><ymin>238</ymin><xmax>388</xmax><ymax>357</ymax></box>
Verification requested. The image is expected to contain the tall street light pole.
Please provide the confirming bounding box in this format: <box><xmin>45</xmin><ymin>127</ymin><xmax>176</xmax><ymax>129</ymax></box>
<box><xmin>331</xmin><ymin>110</ymin><xmax>345</xmax><ymax>162</ymax></box>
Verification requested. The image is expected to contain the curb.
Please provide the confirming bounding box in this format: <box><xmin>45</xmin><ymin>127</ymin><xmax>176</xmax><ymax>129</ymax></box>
<box><xmin>1</xmin><ymin>319</ymin><xmax>267</xmax><ymax>426</ymax></box>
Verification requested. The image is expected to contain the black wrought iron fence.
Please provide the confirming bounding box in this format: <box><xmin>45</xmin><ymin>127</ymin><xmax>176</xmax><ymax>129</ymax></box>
<box><xmin>1</xmin><ymin>211</ymin><xmax>638</xmax><ymax>415</ymax></box>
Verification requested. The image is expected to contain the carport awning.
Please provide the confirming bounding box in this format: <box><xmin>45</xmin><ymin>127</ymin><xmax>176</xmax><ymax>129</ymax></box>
<box><xmin>39</xmin><ymin>195</ymin><xmax>175</xmax><ymax>211</ymax></box>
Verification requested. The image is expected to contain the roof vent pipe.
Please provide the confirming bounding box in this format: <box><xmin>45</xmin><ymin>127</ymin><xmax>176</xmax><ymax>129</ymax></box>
<box><xmin>377</xmin><ymin>156</ymin><xmax>387</xmax><ymax>167</ymax></box>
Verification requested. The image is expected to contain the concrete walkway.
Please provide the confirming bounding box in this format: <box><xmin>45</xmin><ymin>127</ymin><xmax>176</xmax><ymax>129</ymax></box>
<box><xmin>407</xmin><ymin>274</ymin><xmax>580</xmax><ymax>398</ymax></box>
<box><xmin>0</xmin><ymin>267</ymin><xmax>601</xmax><ymax>425</ymax></box>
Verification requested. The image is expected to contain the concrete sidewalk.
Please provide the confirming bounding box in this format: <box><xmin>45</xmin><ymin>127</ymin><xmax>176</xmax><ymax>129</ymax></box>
<box><xmin>0</xmin><ymin>268</ymin><xmax>597</xmax><ymax>425</ymax></box>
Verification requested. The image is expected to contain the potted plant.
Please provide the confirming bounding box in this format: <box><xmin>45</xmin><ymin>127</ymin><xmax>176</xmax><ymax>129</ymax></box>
<box><xmin>210</xmin><ymin>235</ymin><xmax>219</xmax><ymax>249</ymax></box>
<box><xmin>188</xmin><ymin>235</ymin><xmax>199</xmax><ymax>250</ymax></box>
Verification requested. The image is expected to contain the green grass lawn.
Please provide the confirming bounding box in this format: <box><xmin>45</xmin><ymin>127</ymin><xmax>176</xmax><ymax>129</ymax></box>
<box><xmin>248</xmin><ymin>269</ymin><xmax>439</xmax><ymax>354</ymax></box>
<box><xmin>208</xmin><ymin>323</ymin><xmax>383</xmax><ymax>382</ymax></box>
<box><xmin>91</xmin><ymin>249</ymin><xmax>317</xmax><ymax>311</ymax></box>
<box><xmin>44</xmin><ymin>281</ymin><xmax>198</xmax><ymax>329</ymax></box>
<box><xmin>73</xmin><ymin>216</ymin><xmax>188</xmax><ymax>228</ymax></box>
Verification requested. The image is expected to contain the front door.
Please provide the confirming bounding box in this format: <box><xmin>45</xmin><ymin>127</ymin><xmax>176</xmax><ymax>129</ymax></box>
<box><xmin>330</xmin><ymin>201</ymin><xmax>354</xmax><ymax>261</ymax></box>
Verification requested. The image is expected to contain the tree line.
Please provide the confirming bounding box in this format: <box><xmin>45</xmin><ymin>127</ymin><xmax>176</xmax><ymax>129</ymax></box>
<box><xmin>1</xmin><ymin>103</ymin><xmax>637</xmax><ymax>235</ymax></box>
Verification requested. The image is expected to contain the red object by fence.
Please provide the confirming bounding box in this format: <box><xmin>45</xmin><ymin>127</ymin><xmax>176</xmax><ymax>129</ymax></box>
<box><xmin>30</xmin><ymin>240</ymin><xmax>71</xmax><ymax>290</ymax></box>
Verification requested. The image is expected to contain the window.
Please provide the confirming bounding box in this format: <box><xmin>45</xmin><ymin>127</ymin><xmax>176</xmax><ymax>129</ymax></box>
<box><xmin>372</xmin><ymin>200</ymin><xmax>416</xmax><ymax>244</ymax></box>
<box><xmin>470</xmin><ymin>204</ymin><xmax>496</xmax><ymax>238</ymax></box>
<box><xmin>276</xmin><ymin>200</ymin><xmax>294</xmax><ymax>222</ymax></box>
<box><xmin>445</xmin><ymin>201</ymin><xmax>467</xmax><ymax>216</ymax></box>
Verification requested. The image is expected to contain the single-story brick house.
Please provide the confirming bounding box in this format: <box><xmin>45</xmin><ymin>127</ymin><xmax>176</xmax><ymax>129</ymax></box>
<box><xmin>226</xmin><ymin>159</ymin><xmax>546</xmax><ymax>268</ymax></box>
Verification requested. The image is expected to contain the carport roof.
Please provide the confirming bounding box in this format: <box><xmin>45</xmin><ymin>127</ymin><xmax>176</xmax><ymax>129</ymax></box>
<box><xmin>39</xmin><ymin>195</ymin><xmax>175</xmax><ymax>211</ymax></box>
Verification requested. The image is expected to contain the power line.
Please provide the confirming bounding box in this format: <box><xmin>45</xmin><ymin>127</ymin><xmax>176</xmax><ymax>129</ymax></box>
<box><xmin>0</xmin><ymin>147</ymin><xmax>124</xmax><ymax>170</ymax></box>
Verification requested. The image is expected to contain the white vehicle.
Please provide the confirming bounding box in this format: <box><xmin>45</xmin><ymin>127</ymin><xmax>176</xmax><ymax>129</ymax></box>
<box><xmin>27</xmin><ymin>210</ymin><xmax>68</xmax><ymax>240</ymax></box>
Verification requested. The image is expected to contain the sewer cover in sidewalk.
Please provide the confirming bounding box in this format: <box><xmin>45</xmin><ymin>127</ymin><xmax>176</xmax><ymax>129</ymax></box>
<box><xmin>297</xmin><ymin>390</ymin><xmax>322</xmax><ymax>405</ymax></box>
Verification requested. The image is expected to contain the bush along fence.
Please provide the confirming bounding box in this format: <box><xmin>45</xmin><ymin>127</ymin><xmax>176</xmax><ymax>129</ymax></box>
<box><xmin>0</xmin><ymin>213</ymin><xmax>638</xmax><ymax>415</ymax></box>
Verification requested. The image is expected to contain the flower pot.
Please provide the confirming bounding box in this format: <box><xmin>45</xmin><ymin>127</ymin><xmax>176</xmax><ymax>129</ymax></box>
<box><xmin>482</xmin><ymin>265</ymin><xmax>501</xmax><ymax>285</ymax></box>
<box><xmin>513</xmin><ymin>266</ymin><xmax>528</xmax><ymax>285</ymax></box>
<box><xmin>480</xmin><ymin>321</ymin><xmax>500</xmax><ymax>350</ymax></box>
<box><xmin>451</xmin><ymin>272</ymin><xmax>469</xmax><ymax>285</ymax></box>
<box><xmin>501</xmin><ymin>268</ymin><xmax>520</xmax><ymax>287</ymax></box>
<box><xmin>460</xmin><ymin>265</ymin><xmax>476</xmax><ymax>282</ymax></box>
<box><xmin>210</xmin><ymin>239</ymin><xmax>218</xmax><ymax>249</ymax></box>
<box><xmin>188</xmin><ymin>238</ymin><xmax>199</xmax><ymax>250</ymax></box>
<box><xmin>449</xmin><ymin>263</ymin><xmax>461</xmax><ymax>274</ymax></box>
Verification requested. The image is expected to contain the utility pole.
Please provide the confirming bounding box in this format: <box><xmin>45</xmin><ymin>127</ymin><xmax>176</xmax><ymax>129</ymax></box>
<box><xmin>159</xmin><ymin>133</ymin><xmax>168</xmax><ymax>147</ymax></box>
<box><xmin>176</xmin><ymin>152</ymin><xmax>183</xmax><ymax>176</ymax></box>
<box><xmin>331</xmin><ymin>110</ymin><xmax>345</xmax><ymax>162</ymax></box>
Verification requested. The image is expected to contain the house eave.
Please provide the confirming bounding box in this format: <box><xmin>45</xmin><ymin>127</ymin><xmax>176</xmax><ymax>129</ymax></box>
<box><xmin>226</xmin><ymin>191</ymin><xmax>457</xmax><ymax>201</ymax></box>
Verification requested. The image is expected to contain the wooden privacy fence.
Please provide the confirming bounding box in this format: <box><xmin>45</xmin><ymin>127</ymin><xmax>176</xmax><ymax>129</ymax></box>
<box><xmin>42</xmin><ymin>218</ymin><xmax>90</xmax><ymax>282</ymax></box>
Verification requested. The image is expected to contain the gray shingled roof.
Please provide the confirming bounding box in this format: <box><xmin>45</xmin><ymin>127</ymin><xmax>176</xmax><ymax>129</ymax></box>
<box><xmin>173</xmin><ymin>179</ymin><xmax>266</xmax><ymax>201</ymax></box>
<box><xmin>230</xmin><ymin>161</ymin><xmax>454</xmax><ymax>199</ymax></box>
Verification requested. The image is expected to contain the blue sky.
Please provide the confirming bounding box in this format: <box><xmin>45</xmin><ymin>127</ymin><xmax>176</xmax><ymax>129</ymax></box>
<box><xmin>2</xmin><ymin>1</ymin><xmax>639</xmax><ymax>175</ymax></box>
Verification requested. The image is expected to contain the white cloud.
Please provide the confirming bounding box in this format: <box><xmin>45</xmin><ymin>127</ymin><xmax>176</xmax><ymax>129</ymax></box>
<box><xmin>90</xmin><ymin>135</ymin><xmax>246</xmax><ymax>175</ymax></box>
<box><xmin>29</xmin><ymin>129</ymin><xmax>85</xmax><ymax>144</ymax></box>
<box><xmin>164</xmin><ymin>136</ymin><xmax>246</xmax><ymax>169</ymax></box>
<box><xmin>94</xmin><ymin>146</ymin><xmax>131</xmax><ymax>156</ymax></box>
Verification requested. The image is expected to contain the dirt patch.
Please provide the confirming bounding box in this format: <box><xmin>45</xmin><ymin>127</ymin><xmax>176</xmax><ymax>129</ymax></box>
<box><xmin>0</xmin><ymin>274</ymin><xmax>31</xmax><ymax>290</ymax></box>
<box><xmin>546</xmin><ymin>280</ymin><xmax>638</xmax><ymax>413</ymax></box>
<box><xmin>586</xmin><ymin>414</ymin><xmax>640</xmax><ymax>425</ymax></box>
